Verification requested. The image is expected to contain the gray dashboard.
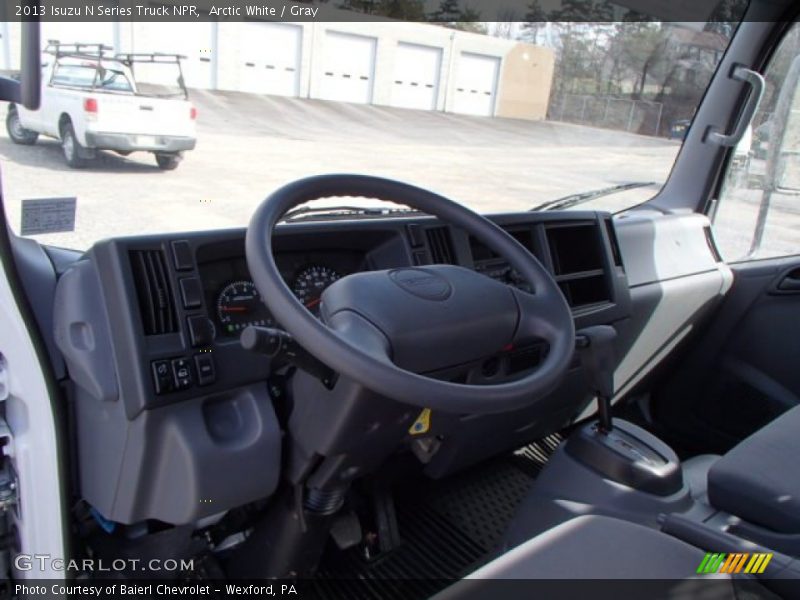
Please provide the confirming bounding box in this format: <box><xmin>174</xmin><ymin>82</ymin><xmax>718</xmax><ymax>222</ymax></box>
<box><xmin>47</xmin><ymin>209</ymin><xmax>725</xmax><ymax>526</ymax></box>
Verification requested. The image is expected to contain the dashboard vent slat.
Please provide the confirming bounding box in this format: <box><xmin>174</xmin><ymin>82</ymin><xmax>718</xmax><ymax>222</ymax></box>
<box><xmin>130</xmin><ymin>249</ymin><xmax>178</xmax><ymax>336</ymax></box>
<box><xmin>426</xmin><ymin>227</ymin><xmax>455</xmax><ymax>264</ymax></box>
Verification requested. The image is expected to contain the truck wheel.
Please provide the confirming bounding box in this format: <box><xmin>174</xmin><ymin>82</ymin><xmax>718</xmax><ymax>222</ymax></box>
<box><xmin>61</xmin><ymin>122</ymin><xmax>87</xmax><ymax>168</ymax></box>
<box><xmin>155</xmin><ymin>153</ymin><xmax>181</xmax><ymax>170</ymax></box>
<box><xmin>6</xmin><ymin>107</ymin><xmax>39</xmax><ymax>145</ymax></box>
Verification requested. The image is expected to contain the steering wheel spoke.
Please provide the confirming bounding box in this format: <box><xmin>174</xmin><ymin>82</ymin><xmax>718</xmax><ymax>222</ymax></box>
<box><xmin>325</xmin><ymin>309</ymin><xmax>393</xmax><ymax>365</ymax></box>
<box><xmin>511</xmin><ymin>286</ymin><xmax>571</xmax><ymax>348</ymax></box>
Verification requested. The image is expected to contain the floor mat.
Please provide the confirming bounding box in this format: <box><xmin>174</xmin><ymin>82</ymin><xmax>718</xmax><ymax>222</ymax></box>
<box><xmin>314</xmin><ymin>434</ymin><xmax>563</xmax><ymax>600</ymax></box>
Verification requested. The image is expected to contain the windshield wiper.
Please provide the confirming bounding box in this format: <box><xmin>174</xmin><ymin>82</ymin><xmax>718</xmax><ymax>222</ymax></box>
<box><xmin>528</xmin><ymin>182</ymin><xmax>656</xmax><ymax>212</ymax></box>
<box><xmin>279</xmin><ymin>205</ymin><xmax>423</xmax><ymax>223</ymax></box>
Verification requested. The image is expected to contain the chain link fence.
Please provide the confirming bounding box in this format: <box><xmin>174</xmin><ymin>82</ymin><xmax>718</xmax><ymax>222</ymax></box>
<box><xmin>550</xmin><ymin>94</ymin><xmax>666</xmax><ymax>137</ymax></box>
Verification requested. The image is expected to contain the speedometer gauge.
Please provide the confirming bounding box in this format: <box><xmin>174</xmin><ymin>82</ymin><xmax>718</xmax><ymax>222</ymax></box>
<box><xmin>216</xmin><ymin>280</ymin><xmax>273</xmax><ymax>334</ymax></box>
<box><xmin>292</xmin><ymin>266</ymin><xmax>341</xmax><ymax>316</ymax></box>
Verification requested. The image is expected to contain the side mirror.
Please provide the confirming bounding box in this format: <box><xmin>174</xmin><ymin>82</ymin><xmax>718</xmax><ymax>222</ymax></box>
<box><xmin>767</xmin><ymin>55</ymin><xmax>800</xmax><ymax>195</ymax></box>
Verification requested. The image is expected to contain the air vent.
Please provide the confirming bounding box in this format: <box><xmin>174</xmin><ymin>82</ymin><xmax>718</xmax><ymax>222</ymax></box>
<box><xmin>605</xmin><ymin>219</ymin><xmax>624</xmax><ymax>268</ymax></box>
<box><xmin>545</xmin><ymin>222</ymin><xmax>611</xmax><ymax>310</ymax></box>
<box><xmin>130</xmin><ymin>249</ymin><xmax>178</xmax><ymax>336</ymax></box>
<box><xmin>426</xmin><ymin>227</ymin><xmax>455</xmax><ymax>264</ymax></box>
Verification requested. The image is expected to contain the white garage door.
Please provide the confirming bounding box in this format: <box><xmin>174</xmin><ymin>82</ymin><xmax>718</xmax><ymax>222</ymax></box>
<box><xmin>239</xmin><ymin>22</ymin><xmax>302</xmax><ymax>97</ymax></box>
<box><xmin>319</xmin><ymin>32</ymin><xmax>376</xmax><ymax>105</ymax></box>
<box><xmin>134</xmin><ymin>22</ymin><xmax>215</xmax><ymax>90</ymax></box>
<box><xmin>452</xmin><ymin>52</ymin><xmax>501</xmax><ymax>117</ymax></box>
<box><xmin>42</xmin><ymin>22</ymin><xmax>117</xmax><ymax>51</ymax></box>
<box><xmin>391</xmin><ymin>42</ymin><xmax>442</xmax><ymax>111</ymax></box>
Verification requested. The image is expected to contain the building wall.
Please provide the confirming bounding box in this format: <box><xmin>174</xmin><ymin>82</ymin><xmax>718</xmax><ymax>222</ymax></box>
<box><xmin>496</xmin><ymin>44</ymin><xmax>555</xmax><ymax>121</ymax></box>
<box><xmin>1</xmin><ymin>16</ymin><xmax>555</xmax><ymax>120</ymax></box>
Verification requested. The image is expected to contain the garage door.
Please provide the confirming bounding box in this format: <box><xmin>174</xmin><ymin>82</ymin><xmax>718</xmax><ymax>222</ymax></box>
<box><xmin>134</xmin><ymin>22</ymin><xmax>215</xmax><ymax>90</ymax></box>
<box><xmin>318</xmin><ymin>32</ymin><xmax>376</xmax><ymax>105</ymax></box>
<box><xmin>391</xmin><ymin>42</ymin><xmax>442</xmax><ymax>111</ymax></box>
<box><xmin>42</xmin><ymin>22</ymin><xmax>117</xmax><ymax>51</ymax></box>
<box><xmin>239</xmin><ymin>22</ymin><xmax>302</xmax><ymax>97</ymax></box>
<box><xmin>452</xmin><ymin>52</ymin><xmax>501</xmax><ymax>117</ymax></box>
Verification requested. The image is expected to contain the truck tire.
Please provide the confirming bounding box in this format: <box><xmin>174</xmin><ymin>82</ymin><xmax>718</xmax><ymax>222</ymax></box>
<box><xmin>60</xmin><ymin>121</ymin><xmax>87</xmax><ymax>168</ymax></box>
<box><xmin>155</xmin><ymin>152</ymin><xmax>181</xmax><ymax>170</ymax></box>
<box><xmin>6</xmin><ymin>107</ymin><xmax>39</xmax><ymax>145</ymax></box>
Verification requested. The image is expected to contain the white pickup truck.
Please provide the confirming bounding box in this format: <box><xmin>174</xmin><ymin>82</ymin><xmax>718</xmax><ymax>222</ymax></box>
<box><xmin>6</xmin><ymin>42</ymin><xmax>197</xmax><ymax>170</ymax></box>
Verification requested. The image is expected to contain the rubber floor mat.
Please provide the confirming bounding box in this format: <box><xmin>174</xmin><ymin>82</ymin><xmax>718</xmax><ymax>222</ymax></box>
<box><xmin>313</xmin><ymin>434</ymin><xmax>563</xmax><ymax>600</ymax></box>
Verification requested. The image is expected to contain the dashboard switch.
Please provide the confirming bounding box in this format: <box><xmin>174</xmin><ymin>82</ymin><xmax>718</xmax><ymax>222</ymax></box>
<box><xmin>151</xmin><ymin>360</ymin><xmax>174</xmax><ymax>395</ymax></box>
<box><xmin>172</xmin><ymin>358</ymin><xmax>193</xmax><ymax>390</ymax></box>
<box><xmin>179</xmin><ymin>277</ymin><xmax>203</xmax><ymax>309</ymax></box>
<box><xmin>171</xmin><ymin>240</ymin><xmax>194</xmax><ymax>271</ymax></box>
<box><xmin>194</xmin><ymin>354</ymin><xmax>216</xmax><ymax>386</ymax></box>
<box><xmin>187</xmin><ymin>316</ymin><xmax>214</xmax><ymax>347</ymax></box>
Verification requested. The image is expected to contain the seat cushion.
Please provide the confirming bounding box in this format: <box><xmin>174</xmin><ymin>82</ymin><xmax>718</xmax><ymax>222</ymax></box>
<box><xmin>708</xmin><ymin>404</ymin><xmax>800</xmax><ymax>533</ymax></box>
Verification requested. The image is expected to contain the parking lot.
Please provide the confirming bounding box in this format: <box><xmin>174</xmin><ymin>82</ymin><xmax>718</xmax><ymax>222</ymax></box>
<box><xmin>1</xmin><ymin>90</ymin><xmax>685</xmax><ymax>250</ymax></box>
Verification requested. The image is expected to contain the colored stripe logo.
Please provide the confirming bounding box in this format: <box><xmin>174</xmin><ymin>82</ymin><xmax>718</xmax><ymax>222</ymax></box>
<box><xmin>696</xmin><ymin>552</ymin><xmax>772</xmax><ymax>574</ymax></box>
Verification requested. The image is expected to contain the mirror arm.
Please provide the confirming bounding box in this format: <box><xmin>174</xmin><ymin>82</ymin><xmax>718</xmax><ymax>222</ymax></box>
<box><xmin>20</xmin><ymin>20</ymin><xmax>41</xmax><ymax>109</ymax></box>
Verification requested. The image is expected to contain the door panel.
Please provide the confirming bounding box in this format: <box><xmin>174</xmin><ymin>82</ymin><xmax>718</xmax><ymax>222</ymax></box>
<box><xmin>135</xmin><ymin>22</ymin><xmax>215</xmax><ymax>90</ymax></box>
<box><xmin>452</xmin><ymin>52</ymin><xmax>500</xmax><ymax>117</ymax></box>
<box><xmin>239</xmin><ymin>23</ymin><xmax>302</xmax><ymax>97</ymax></box>
<box><xmin>318</xmin><ymin>32</ymin><xmax>376</xmax><ymax>105</ymax></box>
<box><xmin>653</xmin><ymin>256</ymin><xmax>800</xmax><ymax>452</ymax></box>
<box><xmin>391</xmin><ymin>42</ymin><xmax>441</xmax><ymax>111</ymax></box>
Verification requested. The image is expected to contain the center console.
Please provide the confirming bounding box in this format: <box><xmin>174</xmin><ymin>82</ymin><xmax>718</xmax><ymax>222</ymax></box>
<box><xmin>565</xmin><ymin>420</ymin><xmax>683</xmax><ymax>496</ymax></box>
<box><xmin>503</xmin><ymin>325</ymin><xmax>696</xmax><ymax>550</ymax></box>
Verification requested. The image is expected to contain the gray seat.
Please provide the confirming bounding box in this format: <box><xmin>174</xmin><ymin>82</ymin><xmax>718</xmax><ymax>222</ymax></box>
<box><xmin>472</xmin><ymin>515</ymin><xmax>714</xmax><ymax>579</ymax></box>
<box><xmin>435</xmin><ymin>516</ymin><xmax>742</xmax><ymax>600</ymax></box>
<box><xmin>708</xmin><ymin>404</ymin><xmax>800</xmax><ymax>534</ymax></box>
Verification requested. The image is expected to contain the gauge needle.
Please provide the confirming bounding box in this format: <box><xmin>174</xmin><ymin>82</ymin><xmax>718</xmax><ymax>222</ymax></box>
<box><xmin>305</xmin><ymin>298</ymin><xmax>322</xmax><ymax>309</ymax></box>
<box><xmin>221</xmin><ymin>307</ymin><xmax>247</xmax><ymax>312</ymax></box>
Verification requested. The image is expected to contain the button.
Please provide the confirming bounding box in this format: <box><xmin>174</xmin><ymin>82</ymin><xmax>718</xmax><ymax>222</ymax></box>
<box><xmin>151</xmin><ymin>360</ymin><xmax>174</xmax><ymax>395</ymax></box>
<box><xmin>187</xmin><ymin>316</ymin><xmax>214</xmax><ymax>347</ymax></box>
<box><xmin>406</xmin><ymin>224</ymin><xmax>424</xmax><ymax>247</ymax></box>
<box><xmin>172</xmin><ymin>358</ymin><xmax>193</xmax><ymax>390</ymax></box>
<box><xmin>179</xmin><ymin>277</ymin><xmax>203</xmax><ymax>309</ymax></box>
<box><xmin>171</xmin><ymin>240</ymin><xmax>193</xmax><ymax>271</ymax></box>
<box><xmin>194</xmin><ymin>354</ymin><xmax>216</xmax><ymax>386</ymax></box>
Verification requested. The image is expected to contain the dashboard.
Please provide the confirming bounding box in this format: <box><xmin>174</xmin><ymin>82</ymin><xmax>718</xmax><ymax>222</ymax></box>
<box><xmin>47</xmin><ymin>204</ymin><xmax>732</xmax><ymax>527</ymax></box>
<box><xmin>56</xmin><ymin>213</ymin><xmax>633</xmax><ymax>421</ymax></box>
<box><xmin>53</xmin><ymin>210</ymin><xmax>639</xmax><ymax>525</ymax></box>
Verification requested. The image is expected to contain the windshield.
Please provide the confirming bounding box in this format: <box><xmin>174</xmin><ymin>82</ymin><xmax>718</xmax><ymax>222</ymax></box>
<box><xmin>0</xmin><ymin>10</ymin><xmax>743</xmax><ymax>250</ymax></box>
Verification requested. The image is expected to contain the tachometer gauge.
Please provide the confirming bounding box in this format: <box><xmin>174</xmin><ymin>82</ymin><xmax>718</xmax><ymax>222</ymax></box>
<box><xmin>216</xmin><ymin>280</ymin><xmax>273</xmax><ymax>334</ymax></box>
<box><xmin>292</xmin><ymin>265</ymin><xmax>341</xmax><ymax>316</ymax></box>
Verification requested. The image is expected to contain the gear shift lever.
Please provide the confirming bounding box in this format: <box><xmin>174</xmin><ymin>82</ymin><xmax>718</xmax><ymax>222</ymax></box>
<box><xmin>575</xmin><ymin>326</ymin><xmax>617</xmax><ymax>433</ymax></box>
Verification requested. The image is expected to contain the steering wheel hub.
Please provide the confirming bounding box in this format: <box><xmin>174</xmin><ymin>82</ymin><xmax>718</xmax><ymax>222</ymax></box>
<box><xmin>389</xmin><ymin>268</ymin><xmax>452</xmax><ymax>301</ymax></box>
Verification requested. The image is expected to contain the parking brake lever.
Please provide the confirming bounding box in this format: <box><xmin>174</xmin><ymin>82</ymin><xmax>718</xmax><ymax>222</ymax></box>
<box><xmin>240</xmin><ymin>326</ymin><xmax>336</xmax><ymax>388</ymax></box>
<box><xmin>575</xmin><ymin>326</ymin><xmax>617</xmax><ymax>433</ymax></box>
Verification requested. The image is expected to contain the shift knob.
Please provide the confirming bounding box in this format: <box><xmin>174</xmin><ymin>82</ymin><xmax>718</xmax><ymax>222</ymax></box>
<box><xmin>575</xmin><ymin>325</ymin><xmax>617</xmax><ymax>399</ymax></box>
<box><xmin>576</xmin><ymin>325</ymin><xmax>617</xmax><ymax>432</ymax></box>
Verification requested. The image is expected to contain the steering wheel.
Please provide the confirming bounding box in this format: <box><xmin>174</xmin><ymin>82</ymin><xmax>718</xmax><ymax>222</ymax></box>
<box><xmin>246</xmin><ymin>175</ymin><xmax>575</xmax><ymax>414</ymax></box>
